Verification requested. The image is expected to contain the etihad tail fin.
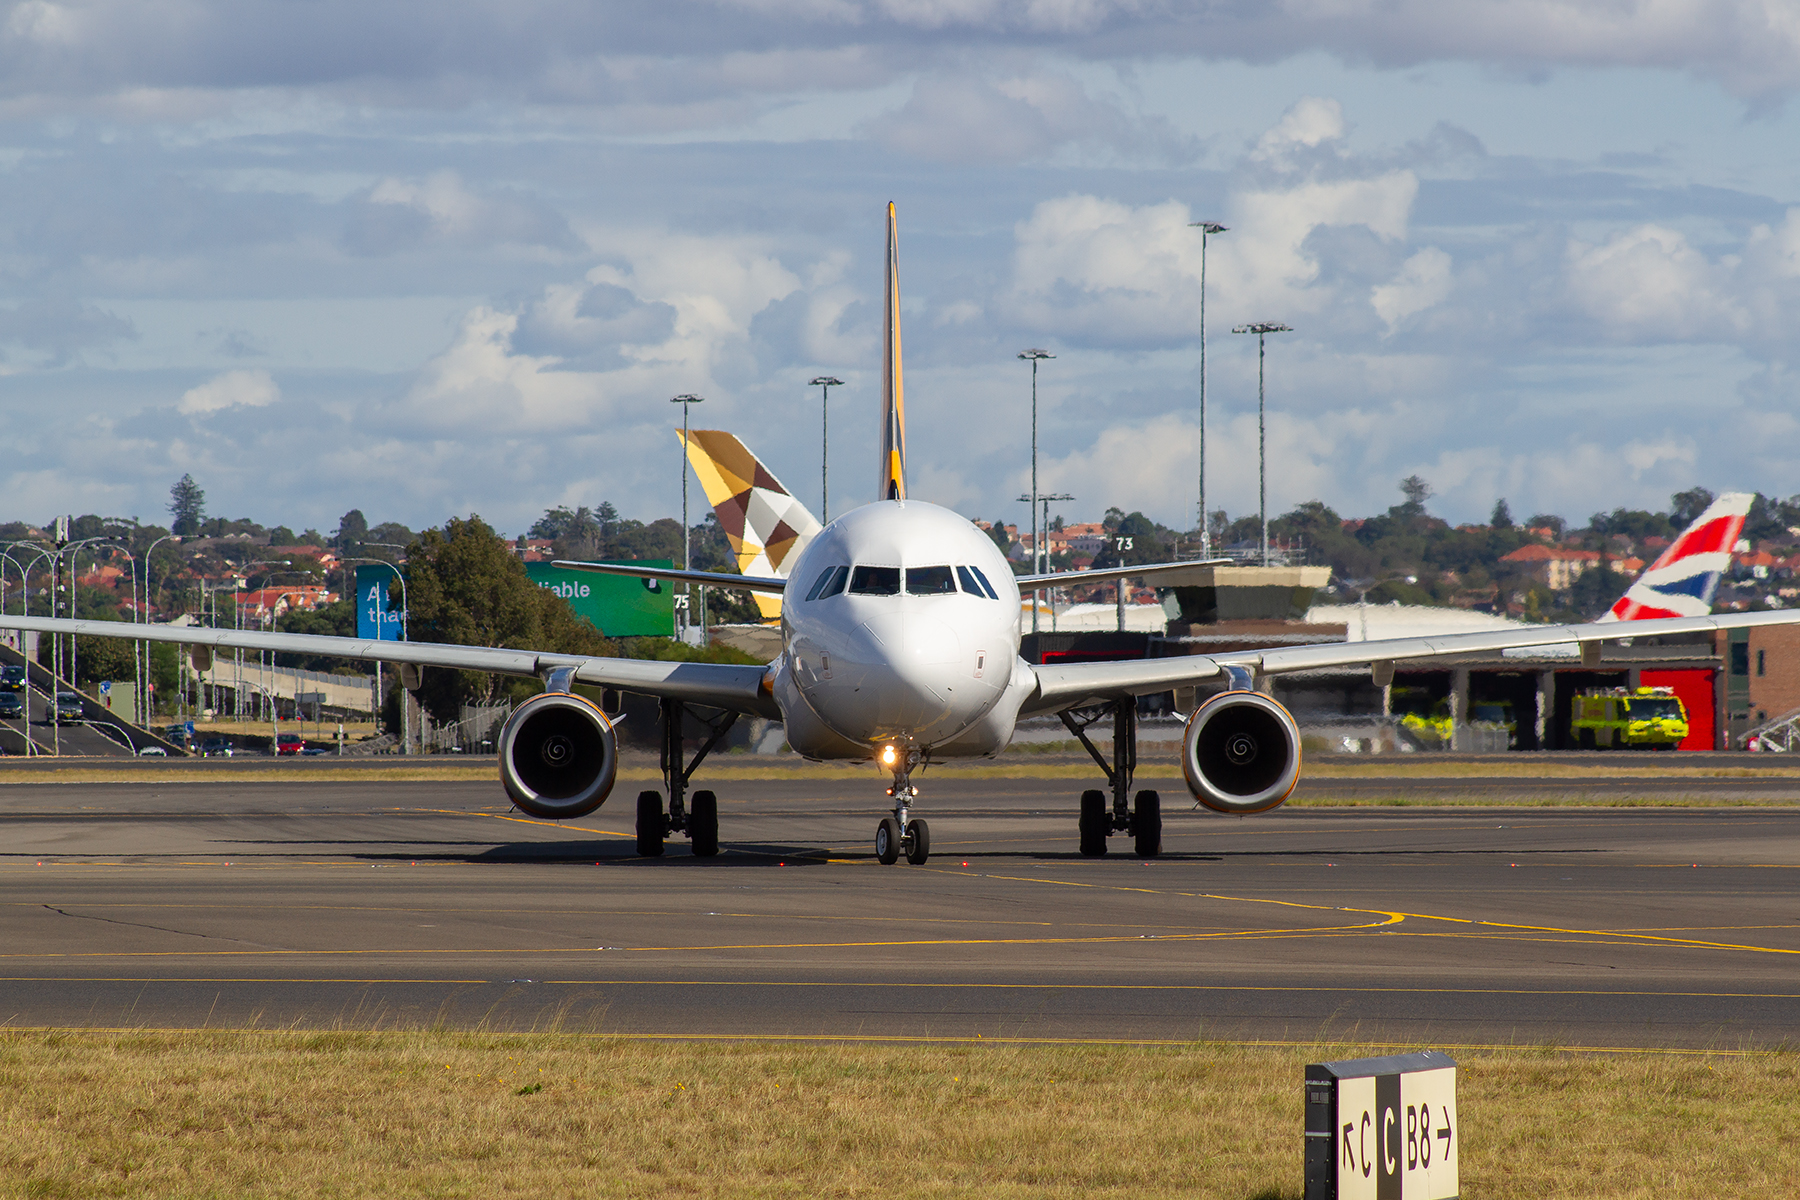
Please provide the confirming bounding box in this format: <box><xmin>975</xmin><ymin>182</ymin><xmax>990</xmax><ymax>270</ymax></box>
<box><xmin>1600</xmin><ymin>492</ymin><xmax>1753</xmax><ymax>622</ymax></box>
<box><xmin>879</xmin><ymin>201</ymin><xmax>907</xmax><ymax>502</ymax></box>
<box><xmin>679</xmin><ymin>429</ymin><xmax>822</xmax><ymax>621</ymax></box>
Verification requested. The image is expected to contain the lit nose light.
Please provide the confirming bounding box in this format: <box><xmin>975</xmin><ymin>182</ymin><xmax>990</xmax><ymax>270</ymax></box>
<box><xmin>881</xmin><ymin>744</ymin><xmax>898</xmax><ymax>766</ymax></box>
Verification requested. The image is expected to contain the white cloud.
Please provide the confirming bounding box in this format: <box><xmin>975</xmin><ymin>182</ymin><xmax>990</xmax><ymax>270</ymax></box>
<box><xmin>1371</xmin><ymin>247</ymin><xmax>1453</xmax><ymax>334</ymax></box>
<box><xmin>177</xmin><ymin>368</ymin><xmax>280</xmax><ymax>414</ymax></box>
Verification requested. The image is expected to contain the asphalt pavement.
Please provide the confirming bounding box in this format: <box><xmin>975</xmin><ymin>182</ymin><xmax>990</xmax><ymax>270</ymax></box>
<box><xmin>1</xmin><ymin>766</ymin><xmax>1796</xmax><ymax>1049</ymax></box>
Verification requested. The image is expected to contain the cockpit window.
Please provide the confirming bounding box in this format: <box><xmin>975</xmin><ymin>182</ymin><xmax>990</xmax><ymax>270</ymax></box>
<box><xmin>962</xmin><ymin>564</ymin><xmax>1000</xmax><ymax>599</ymax></box>
<box><xmin>905</xmin><ymin>565</ymin><xmax>957</xmax><ymax>595</ymax></box>
<box><xmin>849</xmin><ymin>565</ymin><xmax>900</xmax><ymax>596</ymax></box>
<box><xmin>805</xmin><ymin>565</ymin><xmax>850</xmax><ymax>601</ymax></box>
<box><xmin>956</xmin><ymin>565</ymin><xmax>995</xmax><ymax>599</ymax></box>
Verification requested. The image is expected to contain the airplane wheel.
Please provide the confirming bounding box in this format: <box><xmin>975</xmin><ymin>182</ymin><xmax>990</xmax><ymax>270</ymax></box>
<box><xmin>1078</xmin><ymin>789</ymin><xmax>1108</xmax><ymax>857</ymax></box>
<box><xmin>636</xmin><ymin>790</ymin><xmax>665</xmax><ymax>857</ymax></box>
<box><xmin>875</xmin><ymin>817</ymin><xmax>902</xmax><ymax>865</ymax></box>
<box><xmin>1132</xmin><ymin>790</ymin><xmax>1162</xmax><ymax>858</ymax></box>
<box><xmin>1578</xmin><ymin>729</ymin><xmax>1595</xmax><ymax>751</ymax></box>
<box><xmin>690</xmin><ymin>790</ymin><xmax>719</xmax><ymax>857</ymax></box>
<box><xmin>905</xmin><ymin>818</ymin><xmax>930</xmax><ymax>865</ymax></box>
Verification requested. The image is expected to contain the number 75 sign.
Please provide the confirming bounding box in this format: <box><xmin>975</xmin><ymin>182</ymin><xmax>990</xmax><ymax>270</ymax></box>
<box><xmin>1304</xmin><ymin>1051</ymin><xmax>1457</xmax><ymax>1200</ymax></box>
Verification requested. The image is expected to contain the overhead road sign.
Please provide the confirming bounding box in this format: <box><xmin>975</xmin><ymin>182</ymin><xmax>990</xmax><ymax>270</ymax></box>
<box><xmin>1305</xmin><ymin>1050</ymin><xmax>1457</xmax><ymax>1200</ymax></box>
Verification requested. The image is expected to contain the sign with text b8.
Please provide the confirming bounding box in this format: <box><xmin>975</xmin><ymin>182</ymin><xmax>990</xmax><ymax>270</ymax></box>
<box><xmin>1304</xmin><ymin>1051</ymin><xmax>1457</xmax><ymax>1200</ymax></box>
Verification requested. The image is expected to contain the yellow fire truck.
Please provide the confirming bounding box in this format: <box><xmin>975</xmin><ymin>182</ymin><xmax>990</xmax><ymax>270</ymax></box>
<box><xmin>1571</xmin><ymin>686</ymin><xmax>1688</xmax><ymax>750</ymax></box>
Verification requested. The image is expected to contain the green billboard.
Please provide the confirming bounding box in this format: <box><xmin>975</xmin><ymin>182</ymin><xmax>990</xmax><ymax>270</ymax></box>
<box><xmin>526</xmin><ymin>561</ymin><xmax>674</xmax><ymax>637</ymax></box>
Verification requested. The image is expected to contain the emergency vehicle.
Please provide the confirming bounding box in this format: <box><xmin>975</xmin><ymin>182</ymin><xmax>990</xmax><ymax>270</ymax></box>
<box><xmin>1570</xmin><ymin>686</ymin><xmax>1688</xmax><ymax>750</ymax></box>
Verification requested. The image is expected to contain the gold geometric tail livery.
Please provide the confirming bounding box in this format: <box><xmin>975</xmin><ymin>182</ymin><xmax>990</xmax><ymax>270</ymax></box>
<box><xmin>880</xmin><ymin>200</ymin><xmax>907</xmax><ymax>502</ymax></box>
<box><xmin>679</xmin><ymin>429</ymin><xmax>823</xmax><ymax>620</ymax></box>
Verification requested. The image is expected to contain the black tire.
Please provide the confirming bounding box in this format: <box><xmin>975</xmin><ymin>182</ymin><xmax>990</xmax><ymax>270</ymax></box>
<box><xmin>905</xmin><ymin>818</ymin><xmax>930</xmax><ymax>865</ymax></box>
<box><xmin>875</xmin><ymin>817</ymin><xmax>902</xmax><ymax>865</ymax></box>
<box><xmin>1578</xmin><ymin>728</ymin><xmax>1595</xmax><ymax>751</ymax></box>
<box><xmin>689</xmin><ymin>790</ymin><xmax>719</xmax><ymax>857</ymax></box>
<box><xmin>636</xmin><ymin>790</ymin><xmax>665</xmax><ymax>857</ymax></box>
<box><xmin>1078</xmin><ymin>789</ymin><xmax>1108</xmax><ymax>857</ymax></box>
<box><xmin>1132</xmin><ymin>789</ymin><xmax>1162</xmax><ymax>858</ymax></box>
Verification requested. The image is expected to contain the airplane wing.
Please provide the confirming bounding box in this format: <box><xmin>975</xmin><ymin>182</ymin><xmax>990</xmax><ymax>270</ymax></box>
<box><xmin>553</xmin><ymin>560</ymin><xmax>788</xmax><ymax>594</ymax></box>
<box><xmin>1020</xmin><ymin>607</ymin><xmax>1800</xmax><ymax>715</ymax></box>
<box><xmin>0</xmin><ymin>615</ymin><xmax>779</xmax><ymax>717</ymax></box>
<box><xmin>1015</xmin><ymin>558</ymin><xmax>1230</xmax><ymax>589</ymax></box>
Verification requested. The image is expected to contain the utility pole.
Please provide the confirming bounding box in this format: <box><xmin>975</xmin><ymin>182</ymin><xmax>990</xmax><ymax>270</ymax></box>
<box><xmin>1189</xmin><ymin>220</ymin><xmax>1227</xmax><ymax>553</ymax></box>
<box><xmin>1231</xmin><ymin>323</ymin><xmax>1293</xmax><ymax>567</ymax></box>
<box><xmin>810</xmin><ymin>376</ymin><xmax>843</xmax><ymax>522</ymax></box>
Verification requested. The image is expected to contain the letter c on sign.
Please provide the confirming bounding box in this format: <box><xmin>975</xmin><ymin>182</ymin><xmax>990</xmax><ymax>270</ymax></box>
<box><xmin>1360</xmin><ymin>1112</ymin><xmax>1371</xmax><ymax>1178</ymax></box>
<box><xmin>1383</xmin><ymin>1109</ymin><xmax>1397</xmax><ymax>1174</ymax></box>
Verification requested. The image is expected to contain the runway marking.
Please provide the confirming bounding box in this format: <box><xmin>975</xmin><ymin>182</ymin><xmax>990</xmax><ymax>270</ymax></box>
<box><xmin>3</xmin><ymin>978</ymin><xmax>1796</xmax><ymax>1001</ymax></box>
<box><xmin>0</xmin><ymin>1025</ymin><xmax>1783</xmax><ymax>1056</ymax></box>
<box><xmin>402</xmin><ymin>807</ymin><xmax>634</xmax><ymax>837</ymax></box>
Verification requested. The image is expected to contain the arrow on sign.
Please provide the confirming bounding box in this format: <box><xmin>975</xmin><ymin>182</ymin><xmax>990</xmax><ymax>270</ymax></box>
<box><xmin>1437</xmin><ymin>1106</ymin><xmax>1453</xmax><ymax>1154</ymax></box>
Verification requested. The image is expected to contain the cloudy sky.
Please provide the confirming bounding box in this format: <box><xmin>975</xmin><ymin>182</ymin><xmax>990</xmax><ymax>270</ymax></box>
<box><xmin>4</xmin><ymin>0</ymin><xmax>1800</xmax><ymax>538</ymax></box>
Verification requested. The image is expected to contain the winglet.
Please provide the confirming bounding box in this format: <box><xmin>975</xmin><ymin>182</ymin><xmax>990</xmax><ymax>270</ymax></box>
<box><xmin>880</xmin><ymin>201</ymin><xmax>907</xmax><ymax>502</ymax></box>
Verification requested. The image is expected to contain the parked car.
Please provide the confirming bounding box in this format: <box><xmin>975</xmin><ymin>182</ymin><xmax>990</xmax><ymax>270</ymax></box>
<box><xmin>136</xmin><ymin>745</ymin><xmax>168</xmax><ymax>757</ymax></box>
<box><xmin>274</xmin><ymin>733</ymin><xmax>305</xmax><ymax>756</ymax></box>
<box><xmin>0</xmin><ymin>664</ymin><xmax>26</xmax><ymax>693</ymax></box>
<box><xmin>197</xmin><ymin>738</ymin><xmax>235</xmax><ymax>758</ymax></box>
<box><xmin>54</xmin><ymin>692</ymin><xmax>85</xmax><ymax>724</ymax></box>
<box><xmin>163</xmin><ymin>724</ymin><xmax>193</xmax><ymax>747</ymax></box>
<box><xmin>0</xmin><ymin>692</ymin><xmax>23</xmax><ymax>719</ymax></box>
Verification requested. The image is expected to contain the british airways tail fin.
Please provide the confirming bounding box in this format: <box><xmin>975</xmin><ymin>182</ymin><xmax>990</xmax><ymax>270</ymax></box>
<box><xmin>678</xmin><ymin>429</ymin><xmax>823</xmax><ymax>621</ymax></box>
<box><xmin>879</xmin><ymin>201</ymin><xmax>907</xmax><ymax>502</ymax></box>
<box><xmin>1599</xmin><ymin>492</ymin><xmax>1754</xmax><ymax>622</ymax></box>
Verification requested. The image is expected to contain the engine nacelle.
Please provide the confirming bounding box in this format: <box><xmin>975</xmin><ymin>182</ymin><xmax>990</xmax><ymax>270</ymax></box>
<box><xmin>498</xmin><ymin>692</ymin><xmax>618</xmax><ymax>819</ymax></box>
<box><xmin>1182</xmin><ymin>689</ymin><xmax>1301</xmax><ymax>815</ymax></box>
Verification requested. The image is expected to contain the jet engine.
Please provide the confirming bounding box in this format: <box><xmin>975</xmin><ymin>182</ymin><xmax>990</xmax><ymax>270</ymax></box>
<box><xmin>498</xmin><ymin>692</ymin><xmax>618</xmax><ymax>819</ymax></box>
<box><xmin>1181</xmin><ymin>689</ymin><xmax>1300</xmax><ymax>815</ymax></box>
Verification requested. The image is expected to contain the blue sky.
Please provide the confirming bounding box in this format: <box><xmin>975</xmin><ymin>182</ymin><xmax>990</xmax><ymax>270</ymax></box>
<box><xmin>3</xmin><ymin>0</ymin><xmax>1799</xmax><ymax>538</ymax></box>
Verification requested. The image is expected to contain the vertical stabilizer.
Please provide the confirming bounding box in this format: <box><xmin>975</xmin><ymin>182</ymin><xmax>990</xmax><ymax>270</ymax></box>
<box><xmin>679</xmin><ymin>429</ymin><xmax>823</xmax><ymax>621</ymax></box>
<box><xmin>880</xmin><ymin>201</ymin><xmax>907</xmax><ymax>502</ymax></box>
<box><xmin>1599</xmin><ymin>492</ymin><xmax>1753</xmax><ymax>622</ymax></box>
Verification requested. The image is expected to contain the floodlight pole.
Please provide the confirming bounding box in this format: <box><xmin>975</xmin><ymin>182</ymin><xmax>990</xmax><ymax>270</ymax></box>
<box><xmin>1018</xmin><ymin>350</ymin><xmax>1054</xmax><ymax>633</ymax></box>
<box><xmin>671</xmin><ymin>394</ymin><xmax>704</xmax><ymax>643</ymax></box>
<box><xmin>810</xmin><ymin>377</ymin><xmax>844</xmax><ymax>523</ymax></box>
<box><xmin>1231</xmin><ymin>323</ymin><xmax>1292</xmax><ymax>567</ymax></box>
<box><xmin>1189</xmin><ymin>221</ymin><xmax>1227</xmax><ymax>554</ymax></box>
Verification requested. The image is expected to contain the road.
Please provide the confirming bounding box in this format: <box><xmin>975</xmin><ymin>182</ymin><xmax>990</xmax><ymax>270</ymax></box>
<box><xmin>1</xmin><ymin>768</ymin><xmax>1796</xmax><ymax>1049</ymax></box>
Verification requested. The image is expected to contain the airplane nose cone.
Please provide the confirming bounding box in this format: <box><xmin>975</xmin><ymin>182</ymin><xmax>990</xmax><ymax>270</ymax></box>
<box><xmin>858</xmin><ymin>613</ymin><xmax>964</xmax><ymax>735</ymax></box>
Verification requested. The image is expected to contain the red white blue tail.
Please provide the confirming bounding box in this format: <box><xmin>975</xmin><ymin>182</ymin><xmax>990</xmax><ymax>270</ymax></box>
<box><xmin>1600</xmin><ymin>492</ymin><xmax>1753</xmax><ymax>622</ymax></box>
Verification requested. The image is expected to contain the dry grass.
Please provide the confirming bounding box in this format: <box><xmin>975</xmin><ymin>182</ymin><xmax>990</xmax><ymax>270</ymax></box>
<box><xmin>0</xmin><ymin>1032</ymin><xmax>1793</xmax><ymax>1198</ymax></box>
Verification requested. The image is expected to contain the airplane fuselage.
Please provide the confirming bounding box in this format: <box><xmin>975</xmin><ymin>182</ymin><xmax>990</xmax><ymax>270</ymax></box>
<box><xmin>775</xmin><ymin>500</ymin><xmax>1029</xmax><ymax>760</ymax></box>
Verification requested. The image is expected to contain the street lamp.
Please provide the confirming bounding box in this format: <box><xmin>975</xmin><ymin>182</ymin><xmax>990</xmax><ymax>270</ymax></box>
<box><xmin>1016</xmin><ymin>492</ymin><xmax>1074</xmax><ymax>632</ymax></box>
<box><xmin>810</xmin><ymin>376</ymin><xmax>844</xmax><ymax>522</ymax></box>
<box><xmin>1017</xmin><ymin>350</ymin><xmax>1055</xmax><ymax>634</ymax></box>
<box><xmin>671</xmin><ymin>393</ymin><xmax>704</xmax><ymax>642</ymax></box>
<box><xmin>1231</xmin><ymin>323</ymin><xmax>1293</xmax><ymax>567</ymax></box>
<box><xmin>1189</xmin><ymin>220</ymin><xmax>1227</xmax><ymax>554</ymax></box>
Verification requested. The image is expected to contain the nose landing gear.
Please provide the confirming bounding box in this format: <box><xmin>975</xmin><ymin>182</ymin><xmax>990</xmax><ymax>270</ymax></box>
<box><xmin>875</xmin><ymin>746</ymin><xmax>931</xmax><ymax>865</ymax></box>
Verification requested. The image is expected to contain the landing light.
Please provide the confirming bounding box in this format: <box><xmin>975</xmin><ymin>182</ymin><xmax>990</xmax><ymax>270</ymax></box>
<box><xmin>881</xmin><ymin>744</ymin><xmax>898</xmax><ymax>766</ymax></box>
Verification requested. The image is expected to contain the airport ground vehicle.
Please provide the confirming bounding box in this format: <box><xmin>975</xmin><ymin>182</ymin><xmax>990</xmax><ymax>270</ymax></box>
<box><xmin>274</xmin><ymin>733</ymin><xmax>304</xmax><ymax>756</ymax></box>
<box><xmin>0</xmin><ymin>692</ymin><xmax>23</xmax><ymax>719</ymax></box>
<box><xmin>1571</xmin><ymin>686</ymin><xmax>1688</xmax><ymax>750</ymax></box>
<box><xmin>197</xmin><ymin>737</ymin><xmax>234</xmax><ymax>758</ymax></box>
<box><xmin>137</xmin><ymin>746</ymin><xmax>167</xmax><ymax>757</ymax></box>
<box><xmin>0</xmin><ymin>664</ymin><xmax>25</xmax><ymax>693</ymax></box>
<box><xmin>53</xmin><ymin>692</ymin><xmax>84</xmax><ymax>724</ymax></box>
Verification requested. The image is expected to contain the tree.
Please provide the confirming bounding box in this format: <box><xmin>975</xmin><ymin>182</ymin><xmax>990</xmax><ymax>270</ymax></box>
<box><xmin>1490</xmin><ymin>499</ymin><xmax>1513</xmax><ymax>529</ymax></box>
<box><xmin>1398</xmin><ymin>475</ymin><xmax>1432</xmax><ymax>517</ymax></box>
<box><xmin>1089</xmin><ymin>511</ymin><xmax>1167</xmax><ymax>569</ymax></box>
<box><xmin>401</xmin><ymin>515</ymin><xmax>612</xmax><ymax>720</ymax></box>
<box><xmin>168</xmin><ymin>474</ymin><xmax>206</xmax><ymax>536</ymax></box>
<box><xmin>1670</xmin><ymin>487</ymin><xmax>1715</xmax><ymax>527</ymax></box>
<box><xmin>335</xmin><ymin>510</ymin><xmax>368</xmax><ymax>550</ymax></box>
<box><xmin>1527</xmin><ymin>513</ymin><xmax>1566</xmax><ymax>537</ymax></box>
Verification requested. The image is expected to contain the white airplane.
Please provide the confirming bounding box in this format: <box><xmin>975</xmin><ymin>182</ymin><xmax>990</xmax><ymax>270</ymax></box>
<box><xmin>6</xmin><ymin>207</ymin><xmax>1798</xmax><ymax>866</ymax></box>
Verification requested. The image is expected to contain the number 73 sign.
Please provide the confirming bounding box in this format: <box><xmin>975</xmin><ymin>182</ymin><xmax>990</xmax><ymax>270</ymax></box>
<box><xmin>1304</xmin><ymin>1051</ymin><xmax>1457</xmax><ymax>1200</ymax></box>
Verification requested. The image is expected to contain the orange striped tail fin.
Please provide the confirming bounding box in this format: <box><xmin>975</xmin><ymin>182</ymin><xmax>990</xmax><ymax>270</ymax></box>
<box><xmin>679</xmin><ymin>429</ymin><xmax>822</xmax><ymax>621</ymax></box>
<box><xmin>879</xmin><ymin>201</ymin><xmax>907</xmax><ymax>502</ymax></box>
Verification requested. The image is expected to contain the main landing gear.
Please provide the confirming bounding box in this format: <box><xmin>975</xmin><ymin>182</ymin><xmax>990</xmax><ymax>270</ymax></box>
<box><xmin>1059</xmin><ymin>699</ymin><xmax>1161</xmax><ymax>858</ymax></box>
<box><xmin>636</xmin><ymin>698</ymin><xmax>737</xmax><ymax>858</ymax></box>
<box><xmin>874</xmin><ymin>747</ymin><xmax>931</xmax><ymax>865</ymax></box>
